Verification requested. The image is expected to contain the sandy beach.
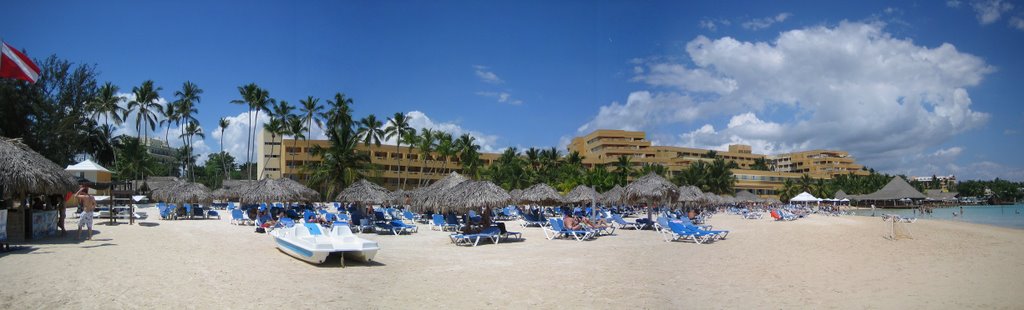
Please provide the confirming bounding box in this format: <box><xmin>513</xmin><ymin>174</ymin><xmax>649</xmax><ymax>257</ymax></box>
<box><xmin>3</xmin><ymin>207</ymin><xmax>1024</xmax><ymax>309</ymax></box>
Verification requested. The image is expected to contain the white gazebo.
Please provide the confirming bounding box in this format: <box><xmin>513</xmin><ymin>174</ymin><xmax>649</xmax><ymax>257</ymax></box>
<box><xmin>65</xmin><ymin>159</ymin><xmax>112</xmax><ymax>194</ymax></box>
<box><xmin>789</xmin><ymin>192</ymin><xmax>819</xmax><ymax>203</ymax></box>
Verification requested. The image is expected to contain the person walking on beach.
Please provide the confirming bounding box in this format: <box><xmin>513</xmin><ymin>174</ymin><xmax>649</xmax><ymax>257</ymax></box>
<box><xmin>75</xmin><ymin>185</ymin><xmax>97</xmax><ymax>240</ymax></box>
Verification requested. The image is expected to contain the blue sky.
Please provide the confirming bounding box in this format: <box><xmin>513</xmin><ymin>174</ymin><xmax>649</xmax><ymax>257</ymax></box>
<box><xmin>3</xmin><ymin>1</ymin><xmax>1023</xmax><ymax>180</ymax></box>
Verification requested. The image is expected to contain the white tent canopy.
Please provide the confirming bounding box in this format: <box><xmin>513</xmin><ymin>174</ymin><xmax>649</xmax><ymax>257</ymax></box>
<box><xmin>65</xmin><ymin>159</ymin><xmax>111</xmax><ymax>173</ymax></box>
<box><xmin>790</xmin><ymin>192</ymin><xmax>819</xmax><ymax>202</ymax></box>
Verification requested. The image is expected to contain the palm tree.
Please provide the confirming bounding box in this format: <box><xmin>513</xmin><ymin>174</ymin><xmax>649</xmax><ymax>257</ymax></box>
<box><xmin>218</xmin><ymin>117</ymin><xmax>230</xmax><ymax>180</ymax></box>
<box><xmin>173</xmin><ymin>81</ymin><xmax>202</xmax><ymax>178</ymax></box>
<box><xmin>86</xmin><ymin>82</ymin><xmax>126</xmax><ymax>167</ymax></box>
<box><xmin>273</xmin><ymin>100</ymin><xmax>294</xmax><ymax>120</ymax></box>
<box><xmin>434</xmin><ymin>132</ymin><xmax>454</xmax><ymax>174</ymax></box>
<box><xmin>299</xmin><ymin>96</ymin><xmax>323</xmax><ymax>158</ymax></box>
<box><xmin>260</xmin><ymin>117</ymin><xmax>284</xmax><ymax>179</ymax></box>
<box><xmin>179</xmin><ymin>121</ymin><xmax>204</xmax><ymax>181</ymax></box>
<box><xmin>525</xmin><ymin>147</ymin><xmax>541</xmax><ymax>171</ymax></box>
<box><xmin>613</xmin><ymin>155</ymin><xmax>633</xmax><ymax>186</ymax></box>
<box><xmin>455</xmin><ymin>134</ymin><xmax>482</xmax><ymax>179</ymax></box>
<box><xmin>306</xmin><ymin>125</ymin><xmax>372</xmax><ymax>199</ymax></box>
<box><xmin>286</xmin><ymin>116</ymin><xmax>306</xmax><ymax>179</ymax></box>
<box><xmin>126</xmin><ymin>80</ymin><xmax>162</xmax><ymax>181</ymax></box>
<box><xmin>87</xmin><ymin>82</ymin><xmax>127</xmax><ymax>130</ymax></box>
<box><xmin>231</xmin><ymin>83</ymin><xmax>273</xmax><ymax>180</ymax></box>
<box><xmin>415</xmin><ymin>128</ymin><xmax>435</xmax><ymax>187</ymax></box>
<box><xmin>323</xmin><ymin>92</ymin><xmax>354</xmax><ymax>135</ymax></box>
<box><xmin>384</xmin><ymin>112</ymin><xmax>414</xmax><ymax>189</ymax></box>
<box><xmin>356</xmin><ymin>114</ymin><xmax>384</xmax><ymax>147</ymax></box>
<box><xmin>400</xmin><ymin>129</ymin><xmax>419</xmax><ymax>189</ymax></box>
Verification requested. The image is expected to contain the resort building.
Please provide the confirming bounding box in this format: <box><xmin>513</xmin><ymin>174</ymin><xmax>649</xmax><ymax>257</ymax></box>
<box><xmin>256</xmin><ymin>130</ymin><xmax>499</xmax><ymax>190</ymax></box>
<box><xmin>569</xmin><ymin>129</ymin><xmax>868</xmax><ymax>197</ymax></box>
<box><xmin>911</xmin><ymin>175</ymin><xmax>957</xmax><ymax>192</ymax></box>
<box><xmin>258</xmin><ymin>128</ymin><xmax>868</xmax><ymax>197</ymax></box>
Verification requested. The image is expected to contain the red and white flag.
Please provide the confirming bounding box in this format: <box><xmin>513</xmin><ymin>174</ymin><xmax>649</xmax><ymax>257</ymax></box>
<box><xmin>1</xmin><ymin>41</ymin><xmax>41</xmax><ymax>83</ymax></box>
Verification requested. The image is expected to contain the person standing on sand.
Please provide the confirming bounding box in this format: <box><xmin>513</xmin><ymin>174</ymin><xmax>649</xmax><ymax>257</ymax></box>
<box><xmin>871</xmin><ymin>204</ymin><xmax>876</xmax><ymax>217</ymax></box>
<box><xmin>75</xmin><ymin>185</ymin><xmax>97</xmax><ymax>240</ymax></box>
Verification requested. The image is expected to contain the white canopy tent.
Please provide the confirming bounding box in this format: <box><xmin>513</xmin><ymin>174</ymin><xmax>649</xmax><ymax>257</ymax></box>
<box><xmin>790</xmin><ymin>192</ymin><xmax>819</xmax><ymax>203</ymax></box>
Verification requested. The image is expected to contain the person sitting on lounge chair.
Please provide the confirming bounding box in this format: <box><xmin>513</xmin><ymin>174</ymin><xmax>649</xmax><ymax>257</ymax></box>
<box><xmin>564</xmin><ymin>214</ymin><xmax>583</xmax><ymax>230</ymax></box>
<box><xmin>256</xmin><ymin>209</ymin><xmax>275</xmax><ymax>228</ymax></box>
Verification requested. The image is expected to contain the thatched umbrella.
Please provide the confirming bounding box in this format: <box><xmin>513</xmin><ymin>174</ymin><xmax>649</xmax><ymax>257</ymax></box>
<box><xmin>274</xmin><ymin>177</ymin><xmax>320</xmax><ymax>201</ymax></box>
<box><xmin>735</xmin><ymin>190</ymin><xmax>763</xmax><ymax>203</ymax></box>
<box><xmin>0</xmin><ymin>137</ymin><xmax>78</xmax><ymax>196</ymax></box>
<box><xmin>413</xmin><ymin>172</ymin><xmax>469</xmax><ymax>211</ymax></box>
<box><xmin>441</xmin><ymin>180</ymin><xmax>511</xmax><ymax>212</ymax></box>
<box><xmin>600</xmin><ymin>185</ymin><xmax>625</xmax><ymax>205</ymax></box>
<box><xmin>336</xmin><ymin>179</ymin><xmax>390</xmax><ymax>205</ymax></box>
<box><xmin>677</xmin><ymin>185</ymin><xmax>703</xmax><ymax>202</ymax></box>
<box><xmin>624</xmin><ymin>173</ymin><xmax>679</xmax><ymax>221</ymax></box>
<box><xmin>565</xmin><ymin>185</ymin><xmax>600</xmax><ymax>218</ymax></box>
<box><xmin>519</xmin><ymin>183</ymin><xmax>564</xmax><ymax>206</ymax></box>
<box><xmin>564</xmin><ymin>185</ymin><xmax>599</xmax><ymax>204</ymax></box>
<box><xmin>239</xmin><ymin>178</ymin><xmax>314</xmax><ymax>203</ymax></box>
<box><xmin>389</xmin><ymin>189</ymin><xmax>410</xmax><ymax>206</ymax></box>
<box><xmin>509</xmin><ymin>188</ymin><xmax>523</xmax><ymax>203</ymax></box>
<box><xmin>212</xmin><ymin>180</ymin><xmax>254</xmax><ymax>201</ymax></box>
<box><xmin>151</xmin><ymin>181</ymin><xmax>211</xmax><ymax>204</ymax></box>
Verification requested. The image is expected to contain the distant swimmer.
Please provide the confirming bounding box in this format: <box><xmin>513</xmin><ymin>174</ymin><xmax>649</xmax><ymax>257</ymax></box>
<box><xmin>953</xmin><ymin>212</ymin><xmax>958</xmax><ymax>217</ymax></box>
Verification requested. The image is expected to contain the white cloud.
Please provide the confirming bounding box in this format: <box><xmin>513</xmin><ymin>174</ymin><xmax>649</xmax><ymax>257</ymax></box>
<box><xmin>632</xmin><ymin>62</ymin><xmax>738</xmax><ymax>94</ymax></box>
<box><xmin>404</xmin><ymin>111</ymin><xmax>501</xmax><ymax>152</ymax></box>
<box><xmin>473</xmin><ymin>65</ymin><xmax>504</xmax><ymax>84</ymax></box>
<box><xmin>476</xmin><ymin>91</ymin><xmax>522</xmax><ymax>105</ymax></box>
<box><xmin>742</xmin><ymin>13</ymin><xmax>792</xmax><ymax>30</ymax></box>
<box><xmin>699</xmin><ymin>19</ymin><xmax>718</xmax><ymax>31</ymax></box>
<box><xmin>214</xmin><ymin>111</ymin><xmax>271</xmax><ymax>164</ymax></box>
<box><xmin>580</xmin><ymin>21</ymin><xmax>994</xmax><ymax>174</ymax></box>
<box><xmin>947</xmin><ymin>0</ymin><xmax>962</xmax><ymax>8</ymax></box>
<box><xmin>971</xmin><ymin>0</ymin><xmax>1014</xmax><ymax>24</ymax></box>
<box><xmin>1010</xmin><ymin>16</ymin><xmax>1024</xmax><ymax>30</ymax></box>
<box><xmin>577</xmin><ymin>91</ymin><xmax>701</xmax><ymax>133</ymax></box>
<box><xmin>949</xmin><ymin>161</ymin><xmax>1024</xmax><ymax>181</ymax></box>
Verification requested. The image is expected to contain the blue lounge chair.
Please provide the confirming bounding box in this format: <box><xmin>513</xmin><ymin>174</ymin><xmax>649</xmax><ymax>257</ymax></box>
<box><xmin>391</xmin><ymin>220</ymin><xmax>418</xmax><ymax>234</ymax></box>
<box><xmin>519</xmin><ymin>213</ymin><xmax>546</xmax><ymax>227</ymax></box>
<box><xmin>610</xmin><ymin>214</ymin><xmax>640</xmax><ymax>230</ymax></box>
<box><xmin>450</xmin><ymin>227</ymin><xmax>502</xmax><ymax>246</ymax></box>
<box><xmin>432</xmin><ymin>214</ymin><xmax>458</xmax><ymax>231</ymax></box>
<box><xmin>543</xmin><ymin>219</ymin><xmax>592</xmax><ymax>241</ymax></box>
<box><xmin>662</xmin><ymin>222</ymin><xmax>714</xmax><ymax>244</ymax></box>
<box><xmin>277</xmin><ymin>217</ymin><xmax>296</xmax><ymax>229</ymax></box>
<box><xmin>496</xmin><ymin>223</ymin><xmax>522</xmax><ymax>241</ymax></box>
<box><xmin>680</xmin><ymin>220</ymin><xmax>728</xmax><ymax>240</ymax></box>
<box><xmin>230</xmin><ymin>209</ymin><xmax>248</xmax><ymax>225</ymax></box>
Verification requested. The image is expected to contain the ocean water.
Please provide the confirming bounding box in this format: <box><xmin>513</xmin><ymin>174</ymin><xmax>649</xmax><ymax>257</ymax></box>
<box><xmin>852</xmin><ymin>204</ymin><xmax>1024</xmax><ymax>229</ymax></box>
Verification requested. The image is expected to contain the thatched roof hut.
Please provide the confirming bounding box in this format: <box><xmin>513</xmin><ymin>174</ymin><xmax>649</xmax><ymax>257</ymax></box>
<box><xmin>856</xmin><ymin>177</ymin><xmax>926</xmax><ymax>201</ymax></box>
<box><xmin>834</xmin><ymin>190</ymin><xmax>850</xmax><ymax>200</ymax></box>
<box><xmin>677</xmin><ymin>185</ymin><xmax>704</xmax><ymax>202</ymax></box>
<box><xmin>389</xmin><ymin>189</ymin><xmax>410</xmax><ymax>205</ymax></box>
<box><xmin>564</xmin><ymin>185</ymin><xmax>599</xmax><ymax>205</ymax></box>
<box><xmin>412</xmin><ymin>172</ymin><xmax>469</xmax><ymax>208</ymax></box>
<box><xmin>519</xmin><ymin>183</ymin><xmax>564</xmax><ymax>205</ymax></box>
<box><xmin>509</xmin><ymin>188</ymin><xmax>523</xmax><ymax>202</ymax></box>
<box><xmin>624</xmin><ymin>173</ymin><xmax>678</xmax><ymax>204</ymax></box>
<box><xmin>0</xmin><ymin>137</ymin><xmax>78</xmax><ymax>196</ymax></box>
<box><xmin>275</xmin><ymin>178</ymin><xmax>320</xmax><ymax>201</ymax></box>
<box><xmin>239</xmin><ymin>178</ymin><xmax>317</xmax><ymax>203</ymax></box>
<box><xmin>600</xmin><ymin>185</ymin><xmax>625</xmax><ymax>205</ymax></box>
<box><xmin>134</xmin><ymin>176</ymin><xmax>180</xmax><ymax>194</ymax></box>
<box><xmin>441</xmin><ymin>180</ymin><xmax>511</xmax><ymax>212</ymax></box>
<box><xmin>211</xmin><ymin>179</ymin><xmax>255</xmax><ymax>200</ymax></box>
<box><xmin>336</xmin><ymin>179</ymin><xmax>390</xmax><ymax>205</ymax></box>
<box><xmin>151</xmin><ymin>182</ymin><xmax>211</xmax><ymax>204</ymax></box>
<box><xmin>735</xmin><ymin>190</ymin><xmax>763</xmax><ymax>203</ymax></box>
